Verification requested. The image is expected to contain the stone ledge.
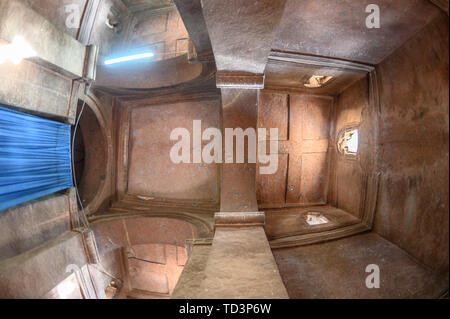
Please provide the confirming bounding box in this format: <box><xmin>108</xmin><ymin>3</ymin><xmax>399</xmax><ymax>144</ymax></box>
<box><xmin>214</xmin><ymin>211</ymin><xmax>265</xmax><ymax>228</ymax></box>
<box><xmin>216</xmin><ymin>72</ymin><xmax>265</xmax><ymax>89</ymax></box>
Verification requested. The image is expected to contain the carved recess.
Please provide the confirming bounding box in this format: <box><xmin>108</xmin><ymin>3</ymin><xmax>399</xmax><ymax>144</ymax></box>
<box><xmin>257</xmin><ymin>53</ymin><xmax>381</xmax><ymax>249</ymax></box>
<box><xmin>106</xmin><ymin>89</ymin><xmax>220</xmax><ymax>235</ymax></box>
<box><xmin>269</xmin><ymin>172</ymin><xmax>380</xmax><ymax>249</ymax></box>
<box><xmin>123</xmin><ymin>4</ymin><xmax>190</xmax><ymax>61</ymax></box>
<box><xmin>77</xmin><ymin>92</ymin><xmax>113</xmax><ymax>216</ymax></box>
<box><xmin>256</xmin><ymin>92</ymin><xmax>333</xmax><ymax>209</ymax></box>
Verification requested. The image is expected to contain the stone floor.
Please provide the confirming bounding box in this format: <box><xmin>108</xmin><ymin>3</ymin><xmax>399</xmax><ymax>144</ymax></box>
<box><xmin>273</xmin><ymin>232</ymin><xmax>448</xmax><ymax>299</ymax></box>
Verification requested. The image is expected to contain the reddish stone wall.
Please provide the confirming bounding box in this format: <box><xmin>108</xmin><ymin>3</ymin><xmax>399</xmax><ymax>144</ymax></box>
<box><xmin>373</xmin><ymin>14</ymin><xmax>449</xmax><ymax>274</ymax></box>
<box><xmin>127</xmin><ymin>99</ymin><xmax>221</xmax><ymax>203</ymax></box>
<box><xmin>92</xmin><ymin>216</ymin><xmax>198</xmax><ymax>298</ymax></box>
<box><xmin>92</xmin><ymin>217</ymin><xmax>198</xmax><ymax>256</ymax></box>
<box><xmin>126</xmin><ymin>5</ymin><xmax>189</xmax><ymax>61</ymax></box>
<box><xmin>256</xmin><ymin>91</ymin><xmax>333</xmax><ymax>209</ymax></box>
<box><xmin>327</xmin><ymin>13</ymin><xmax>449</xmax><ymax>275</ymax></box>
<box><xmin>328</xmin><ymin>78</ymin><xmax>368</xmax><ymax>218</ymax></box>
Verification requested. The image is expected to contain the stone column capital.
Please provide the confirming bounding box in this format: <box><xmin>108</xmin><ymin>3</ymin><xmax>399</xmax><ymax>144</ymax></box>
<box><xmin>214</xmin><ymin>211</ymin><xmax>265</xmax><ymax>228</ymax></box>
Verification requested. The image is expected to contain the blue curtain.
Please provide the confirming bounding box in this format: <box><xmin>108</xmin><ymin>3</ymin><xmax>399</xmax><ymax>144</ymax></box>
<box><xmin>0</xmin><ymin>105</ymin><xmax>73</xmax><ymax>211</ymax></box>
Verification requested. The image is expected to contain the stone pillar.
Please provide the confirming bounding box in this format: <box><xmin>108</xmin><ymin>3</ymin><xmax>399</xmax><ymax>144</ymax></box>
<box><xmin>220</xmin><ymin>88</ymin><xmax>259</xmax><ymax>212</ymax></box>
<box><xmin>171</xmin><ymin>86</ymin><xmax>289</xmax><ymax>298</ymax></box>
<box><xmin>173</xmin><ymin>214</ymin><xmax>289</xmax><ymax>299</ymax></box>
<box><xmin>172</xmin><ymin>239</ymin><xmax>212</xmax><ymax>299</ymax></box>
<box><xmin>172</xmin><ymin>88</ymin><xmax>289</xmax><ymax>298</ymax></box>
<box><xmin>172</xmin><ymin>0</ymin><xmax>289</xmax><ymax>299</ymax></box>
<box><xmin>199</xmin><ymin>213</ymin><xmax>288</xmax><ymax>299</ymax></box>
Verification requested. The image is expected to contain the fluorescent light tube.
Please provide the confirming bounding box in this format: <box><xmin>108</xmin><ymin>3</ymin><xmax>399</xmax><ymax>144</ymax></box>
<box><xmin>104</xmin><ymin>52</ymin><xmax>154</xmax><ymax>65</ymax></box>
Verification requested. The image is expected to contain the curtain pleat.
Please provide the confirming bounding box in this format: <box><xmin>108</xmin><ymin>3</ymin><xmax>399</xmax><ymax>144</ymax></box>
<box><xmin>0</xmin><ymin>105</ymin><xmax>73</xmax><ymax>210</ymax></box>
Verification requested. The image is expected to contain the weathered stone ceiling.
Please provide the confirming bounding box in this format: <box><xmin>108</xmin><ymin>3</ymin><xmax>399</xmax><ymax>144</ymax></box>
<box><xmin>202</xmin><ymin>0</ymin><xmax>287</xmax><ymax>74</ymax></box>
<box><xmin>25</xmin><ymin>0</ymin><xmax>88</xmax><ymax>39</ymax></box>
<box><xmin>273</xmin><ymin>0</ymin><xmax>441</xmax><ymax>65</ymax></box>
<box><xmin>121</xmin><ymin>0</ymin><xmax>174</xmax><ymax>13</ymax></box>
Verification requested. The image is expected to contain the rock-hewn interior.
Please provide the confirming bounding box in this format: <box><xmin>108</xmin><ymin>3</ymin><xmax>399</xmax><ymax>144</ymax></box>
<box><xmin>0</xmin><ymin>0</ymin><xmax>448</xmax><ymax>299</ymax></box>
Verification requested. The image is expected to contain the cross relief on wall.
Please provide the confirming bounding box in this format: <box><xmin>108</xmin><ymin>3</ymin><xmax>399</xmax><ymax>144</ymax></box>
<box><xmin>257</xmin><ymin>91</ymin><xmax>333</xmax><ymax>209</ymax></box>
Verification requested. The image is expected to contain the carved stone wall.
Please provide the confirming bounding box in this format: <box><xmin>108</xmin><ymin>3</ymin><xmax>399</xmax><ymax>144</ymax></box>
<box><xmin>257</xmin><ymin>91</ymin><xmax>333</xmax><ymax>209</ymax></box>
<box><xmin>114</xmin><ymin>92</ymin><xmax>221</xmax><ymax>210</ymax></box>
<box><xmin>125</xmin><ymin>4</ymin><xmax>188</xmax><ymax>61</ymax></box>
<box><xmin>373</xmin><ymin>14</ymin><xmax>449</xmax><ymax>274</ymax></box>
<box><xmin>91</xmin><ymin>216</ymin><xmax>198</xmax><ymax>298</ymax></box>
<box><xmin>328</xmin><ymin>79</ymin><xmax>368</xmax><ymax>218</ymax></box>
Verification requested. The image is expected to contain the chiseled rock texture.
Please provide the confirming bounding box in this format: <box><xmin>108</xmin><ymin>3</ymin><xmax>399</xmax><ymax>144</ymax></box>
<box><xmin>274</xmin><ymin>232</ymin><xmax>448</xmax><ymax>299</ymax></box>
<box><xmin>194</xmin><ymin>227</ymin><xmax>289</xmax><ymax>299</ymax></box>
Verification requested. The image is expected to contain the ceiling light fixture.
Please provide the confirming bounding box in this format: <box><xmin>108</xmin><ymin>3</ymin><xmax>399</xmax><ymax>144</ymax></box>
<box><xmin>104</xmin><ymin>52</ymin><xmax>154</xmax><ymax>65</ymax></box>
<box><xmin>0</xmin><ymin>36</ymin><xmax>36</xmax><ymax>65</ymax></box>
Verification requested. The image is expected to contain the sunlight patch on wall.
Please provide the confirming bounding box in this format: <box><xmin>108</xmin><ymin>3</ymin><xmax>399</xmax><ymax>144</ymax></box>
<box><xmin>306</xmin><ymin>212</ymin><xmax>329</xmax><ymax>226</ymax></box>
<box><xmin>338</xmin><ymin>129</ymin><xmax>359</xmax><ymax>155</ymax></box>
<box><xmin>304</xmin><ymin>75</ymin><xmax>334</xmax><ymax>88</ymax></box>
<box><xmin>0</xmin><ymin>36</ymin><xmax>36</xmax><ymax>65</ymax></box>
